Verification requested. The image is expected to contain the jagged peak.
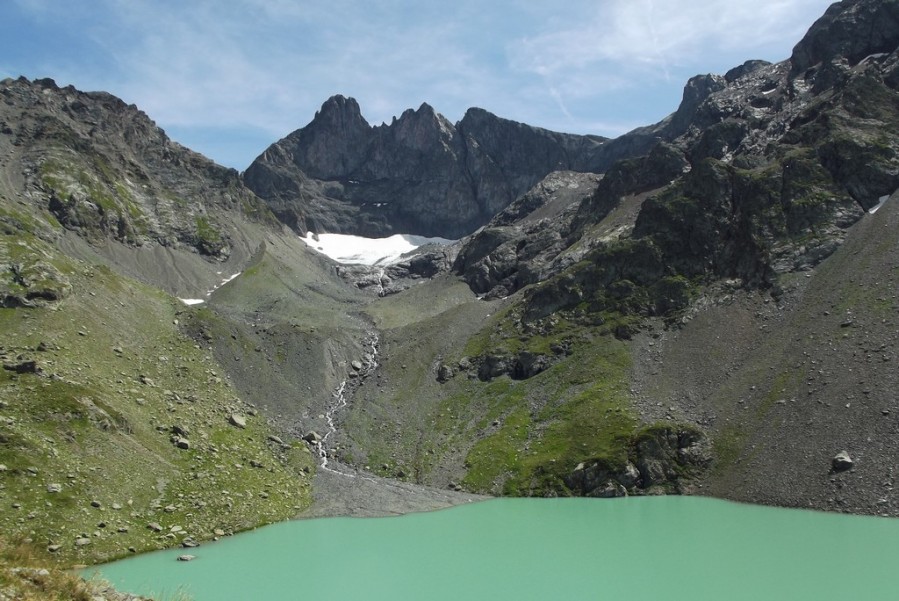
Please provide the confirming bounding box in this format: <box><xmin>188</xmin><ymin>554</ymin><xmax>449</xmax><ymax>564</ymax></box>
<box><xmin>312</xmin><ymin>94</ymin><xmax>369</xmax><ymax>128</ymax></box>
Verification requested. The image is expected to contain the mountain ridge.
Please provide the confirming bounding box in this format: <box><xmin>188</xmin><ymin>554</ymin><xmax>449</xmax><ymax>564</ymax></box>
<box><xmin>243</xmin><ymin>95</ymin><xmax>610</xmax><ymax>238</ymax></box>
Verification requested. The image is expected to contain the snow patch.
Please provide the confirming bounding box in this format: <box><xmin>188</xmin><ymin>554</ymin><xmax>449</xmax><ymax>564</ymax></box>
<box><xmin>300</xmin><ymin>232</ymin><xmax>454</xmax><ymax>266</ymax></box>
<box><xmin>868</xmin><ymin>195</ymin><xmax>890</xmax><ymax>214</ymax></box>
<box><xmin>178</xmin><ymin>271</ymin><xmax>242</xmax><ymax>305</ymax></box>
<box><xmin>179</xmin><ymin>298</ymin><xmax>205</xmax><ymax>305</ymax></box>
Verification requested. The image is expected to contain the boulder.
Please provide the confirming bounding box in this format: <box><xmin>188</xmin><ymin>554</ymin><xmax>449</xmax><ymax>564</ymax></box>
<box><xmin>832</xmin><ymin>450</ymin><xmax>854</xmax><ymax>472</ymax></box>
<box><xmin>228</xmin><ymin>413</ymin><xmax>247</xmax><ymax>429</ymax></box>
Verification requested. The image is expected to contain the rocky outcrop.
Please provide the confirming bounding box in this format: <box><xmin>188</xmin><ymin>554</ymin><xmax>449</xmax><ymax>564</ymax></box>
<box><xmin>565</xmin><ymin>425</ymin><xmax>711</xmax><ymax>496</ymax></box>
<box><xmin>453</xmin><ymin>171</ymin><xmax>601</xmax><ymax>298</ymax></box>
<box><xmin>790</xmin><ymin>0</ymin><xmax>899</xmax><ymax>76</ymax></box>
<box><xmin>243</xmin><ymin>97</ymin><xmax>608</xmax><ymax>239</ymax></box>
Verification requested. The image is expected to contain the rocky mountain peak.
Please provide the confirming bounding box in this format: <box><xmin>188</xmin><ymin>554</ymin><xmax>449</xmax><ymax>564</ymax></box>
<box><xmin>285</xmin><ymin>95</ymin><xmax>371</xmax><ymax>179</ymax></box>
<box><xmin>790</xmin><ymin>0</ymin><xmax>899</xmax><ymax>75</ymax></box>
<box><xmin>317</xmin><ymin>94</ymin><xmax>366</xmax><ymax>123</ymax></box>
<box><xmin>668</xmin><ymin>73</ymin><xmax>727</xmax><ymax>134</ymax></box>
<box><xmin>244</xmin><ymin>99</ymin><xmax>607</xmax><ymax>238</ymax></box>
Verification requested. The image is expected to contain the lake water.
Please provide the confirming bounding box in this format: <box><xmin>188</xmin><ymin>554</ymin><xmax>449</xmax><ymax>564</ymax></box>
<box><xmin>92</xmin><ymin>496</ymin><xmax>899</xmax><ymax>601</ymax></box>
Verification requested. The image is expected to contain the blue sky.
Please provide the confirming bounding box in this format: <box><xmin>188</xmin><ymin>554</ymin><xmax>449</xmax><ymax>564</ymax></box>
<box><xmin>1</xmin><ymin>0</ymin><xmax>835</xmax><ymax>170</ymax></box>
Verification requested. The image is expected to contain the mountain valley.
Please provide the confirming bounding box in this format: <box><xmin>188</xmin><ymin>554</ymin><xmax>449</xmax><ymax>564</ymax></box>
<box><xmin>2</xmin><ymin>1</ymin><xmax>899</xmax><ymax>590</ymax></box>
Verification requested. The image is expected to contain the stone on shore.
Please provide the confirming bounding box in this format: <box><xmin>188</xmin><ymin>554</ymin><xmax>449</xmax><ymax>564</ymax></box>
<box><xmin>832</xmin><ymin>450</ymin><xmax>853</xmax><ymax>472</ymax></box>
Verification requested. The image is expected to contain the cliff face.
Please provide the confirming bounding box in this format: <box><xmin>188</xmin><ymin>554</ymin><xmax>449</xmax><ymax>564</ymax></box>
<box><xmin>243</xmin><ymin>98</ymin><xmax>607</xmax><ymax>238</ymax></box>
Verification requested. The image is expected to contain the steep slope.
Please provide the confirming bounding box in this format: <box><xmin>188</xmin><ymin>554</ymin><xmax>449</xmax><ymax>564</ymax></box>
<box><xmin>243</xmin><ymin>97</ymin><xmax>607</xmax><ymax>238</ymax></box>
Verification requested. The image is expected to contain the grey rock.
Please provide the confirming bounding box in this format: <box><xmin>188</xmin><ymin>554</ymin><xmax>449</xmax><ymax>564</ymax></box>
<box><xmin>228</xmin><ymin>413</ymin><xmax>247</xmax><ymax>429</ymax></box>
<box><xmin>46</xmin><ymin>483</ymin><xmax>62</xmax><ymax>493</ymax></box>
<box><xmin>74</xmin><ymin>537</ymin><xmax>91</xmax><ymax>547</ymax></box>
<box><xmin>832</xmin><ymin>450</ymin><xmax>854</xmax><ymax>472</ymax></box>
<box><xmin>303</xmin><ymin>431</ymin><xmax>322</xmax><ymax>444</ymax></box>
<box><xmin>436</xmin><ymin>363</ymin><xmax>454</xmax><ymax>383</ymax></box>
<box><xmin>177</xmin><ymin>554</ymin><xmax>196</xmax><ymax>561</ymax></box>
<box><xmin>147</xmin><ymin>522</ymin><xmax>163</xmax><ymax>532</ymax></box>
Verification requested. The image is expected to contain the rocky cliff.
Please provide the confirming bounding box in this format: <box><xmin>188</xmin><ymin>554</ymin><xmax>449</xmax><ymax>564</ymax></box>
<box><xmin>243</xmin><ymin>97</ymin><xmax>607</xmax><ymax>238</ymax></box>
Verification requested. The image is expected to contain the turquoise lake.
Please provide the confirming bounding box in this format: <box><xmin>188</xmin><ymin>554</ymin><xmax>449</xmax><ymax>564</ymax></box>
<box><xmin>92</xmin><ymin>496</ymin><xmax>899</xmax><ymax>600</ymax></box>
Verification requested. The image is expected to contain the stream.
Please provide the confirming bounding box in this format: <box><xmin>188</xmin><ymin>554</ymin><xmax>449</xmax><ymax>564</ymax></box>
<box><xmin>298</xmin><ymin>325</ymin><xmax>482</xmax><ymax>518</ymax></box>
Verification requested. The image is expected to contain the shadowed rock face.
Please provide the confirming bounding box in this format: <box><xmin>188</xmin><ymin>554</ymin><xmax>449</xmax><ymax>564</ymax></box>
<box><xmin>243</xmin><ymin>97</ymin><xmax>608</xmax><ymax>239</ymax></box>
<box><xmin>790</xmin><ymin>0</ymin><xmax>899</xmax><ymax>75</ymax></box>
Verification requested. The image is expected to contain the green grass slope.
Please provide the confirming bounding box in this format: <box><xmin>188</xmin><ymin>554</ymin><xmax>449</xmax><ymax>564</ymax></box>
<box><xmin>0</xmin><ymin>234</ymin><xmax>313</xmax><ymax>567</ymax></box>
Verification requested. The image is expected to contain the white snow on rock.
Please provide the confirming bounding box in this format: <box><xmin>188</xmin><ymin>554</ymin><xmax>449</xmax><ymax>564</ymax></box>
<box><xmin>179</xmin><ymin>298</ymin><xmax>206</xmax><ymax>305</ymax></box>
<box><xmin>300</xmin><ymin>232</ymin><xmax>454</xmax><ymax>266</ymax></box>
<box><xmin>869</xmin><ymin>194</ymin><xmax>890</xmax><ymax>214</ymax></box>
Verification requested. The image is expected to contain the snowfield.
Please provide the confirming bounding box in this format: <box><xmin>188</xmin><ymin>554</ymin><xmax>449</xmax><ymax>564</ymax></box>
<box><xmin>301</xmin><ymin>232</ymin><xmax>455</xmax><ymax>266</ymax></box>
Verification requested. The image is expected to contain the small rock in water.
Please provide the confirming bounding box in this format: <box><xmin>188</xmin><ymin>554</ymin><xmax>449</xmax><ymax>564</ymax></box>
<box><xmin>832</xmin><ymin>450</ymin><xmax>854</xmax><ymax>472</ymax></box>
<box><xmin>177</xmin><ymin>554</ymin><xmax>196</xmax><ymax>562</ymax></box>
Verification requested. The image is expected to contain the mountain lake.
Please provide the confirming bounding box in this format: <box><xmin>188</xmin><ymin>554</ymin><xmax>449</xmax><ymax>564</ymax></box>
<box><xmin>91</xmin><ymin>495</ymin><xmax>899</xmax><ymax>600</ymax></box>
